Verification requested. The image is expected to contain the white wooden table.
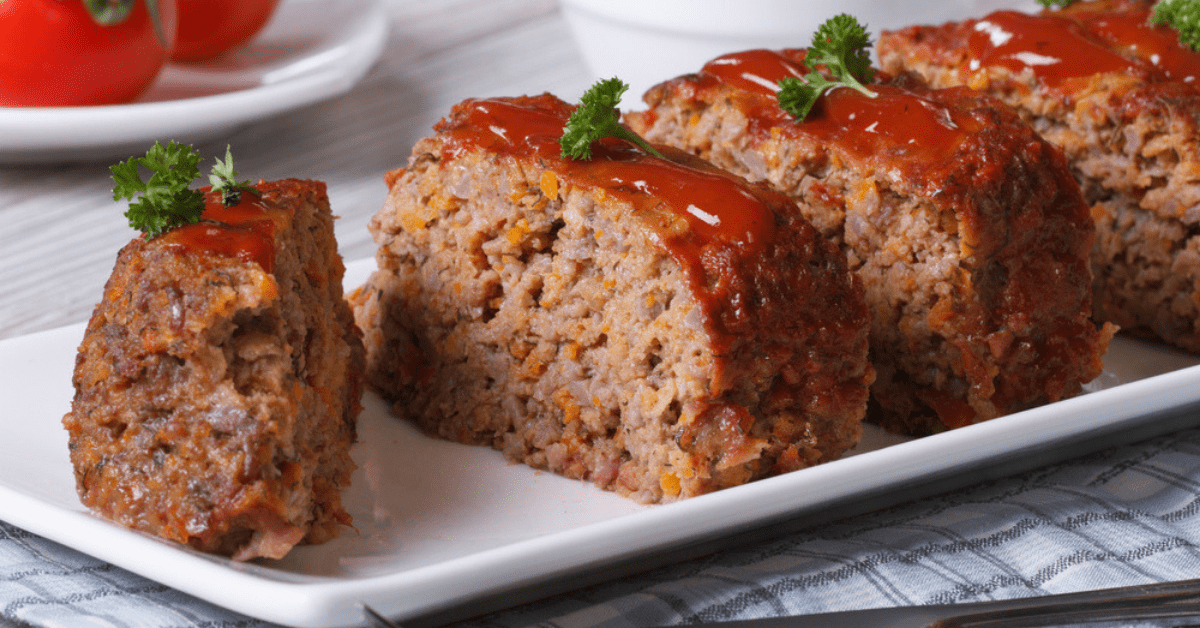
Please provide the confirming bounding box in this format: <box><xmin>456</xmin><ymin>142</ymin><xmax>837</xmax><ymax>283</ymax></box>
<box><xmin>0</xmin><ymin>0</ymin><xmax>593</xmax><ymax>342</ymax></box>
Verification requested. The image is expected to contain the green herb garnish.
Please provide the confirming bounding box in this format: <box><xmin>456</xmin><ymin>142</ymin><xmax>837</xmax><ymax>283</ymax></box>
<box><xmin>1037</xmin><ymin>0</ymin><xmax>1074</xmax><ymax>8</ymax></box>
<box><xmin>560</xmin><ymin>77</ymin><xmax>665</xmax><ymax>160</ymax></box>
<box><xmin>112</xmin><ymin>141</ymin><xmax>206</xmax><ymax>239</ymax></box>
<box><xmin>1152</xmin><ymin>0</ymin><xmax>1200</xmax><ymax>52</ymax></box>
<box><xmin>776</xmin><ymin>14</ymin><xmax>877</xmax><ymax>121</ymax></box>
<box><xmin>208</xmin><ymin>145</ymin><xmax>259</xmax><ymax>207</ymax></box>
<box><xmin>112</xmin><ymin>142</ymin><xmax>256</xmax><ymax>238</ymax></box>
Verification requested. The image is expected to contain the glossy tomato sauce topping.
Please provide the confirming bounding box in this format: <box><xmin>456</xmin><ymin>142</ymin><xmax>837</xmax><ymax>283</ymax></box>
<box><xmin>966</xmin><ymin>7</ymin><xmax>1200</xmax><ymax>85</ymax></box>
<box><xmin>967</xmin><ymin>10</ymin><xmax>1139</xmax><ymax>85</ymax></box>
<box><xmin>159</xmin><ymin>187</ymin><xmax>277</xmax><ymax>272</ymax></box>
<box><xmin>1074</xmin><ymin>7</ymin><xmax>1200</xmax><ymax>82</ymax></box>
<box><xmin>438</xmin><ymin>94</ymin><xmax>777</xmax><ymax>262</ymax></box>
<box><xmin>696</xmin><ymin>49</ymin><xmax>978</xmax><ymax>171</ymax></box>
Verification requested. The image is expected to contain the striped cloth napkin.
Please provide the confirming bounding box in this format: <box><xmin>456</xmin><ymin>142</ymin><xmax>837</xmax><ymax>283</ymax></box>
<box><xmin>4</xmin><ymin>426</ymin><xmax>1200</xmax><ymax>628</ymax></box>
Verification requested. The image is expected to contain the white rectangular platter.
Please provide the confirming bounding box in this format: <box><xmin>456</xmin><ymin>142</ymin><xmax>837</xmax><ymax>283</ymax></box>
<box><xmin>2</xmin><ymin>258</ymin><xmax>1199</xmax><ymax>628</ymax></box>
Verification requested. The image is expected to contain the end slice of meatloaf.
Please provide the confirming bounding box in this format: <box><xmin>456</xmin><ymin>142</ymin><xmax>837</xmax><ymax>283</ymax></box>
<box><xmin>878</xmin><ymin>0</ymin><xmax>1200</xmax><ymax>352</ymax></box>
<box><xmin>625</xmin><ymin>49</ymin><xmax>1114</xmax><ymax>436</ymax></box>
<box><xmin>62</xmin><ymin>179</ymin><xmax>365</xmax><ymax>561</ymax></box>
<box><xmin>350</xmin><ymin>93</ymin><xmax>873</xmax><ymax>503</ymax></box>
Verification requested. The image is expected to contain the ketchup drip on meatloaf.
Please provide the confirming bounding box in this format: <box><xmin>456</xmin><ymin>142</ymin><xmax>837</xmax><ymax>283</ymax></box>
<box><xmin>158</xmin><ymin>187</ymin><xmax>278</xmax><ymax>272</ymax></box>
<box><xmin>438</xmin><ymin>93</ymin><xmax>778</xmax><ymax>282</ymax></box>
<box><xmin>967</xmin><ymin>11</ymin><xmax>1139</xmax><ymax>85</ymax></box>
<box><xmin>1075</xmin><ymin>8</ymin><xmax>1200</xmax><ymax>82</ymax></box>
<box><xmin>694</xmin><ymin>49</ymin><xmax>982</xmax><ymax>179</ymax></box>
<box><xmin>966</xmin><ymin>6</ymin><xmax>1200</xmax><ymax>87</ymax></box>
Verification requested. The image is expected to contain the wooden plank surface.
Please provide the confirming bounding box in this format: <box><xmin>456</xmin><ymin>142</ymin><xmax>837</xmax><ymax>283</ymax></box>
<box><xmin>0</xmin><ymin>0</ymin><xmax>593</xmax><ymax>341</ymax></box>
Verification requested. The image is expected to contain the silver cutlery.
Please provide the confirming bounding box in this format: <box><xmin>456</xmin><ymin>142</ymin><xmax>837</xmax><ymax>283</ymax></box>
<box><xmin>361</xmin><ymin>577</ymin><xmax>1200</xmax><ymax>628</ymax></box>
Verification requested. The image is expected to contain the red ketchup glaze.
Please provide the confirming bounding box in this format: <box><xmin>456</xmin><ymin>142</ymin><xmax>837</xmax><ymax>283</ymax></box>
<box><xmin>159</xmin><ymin>188</ymin><xmax>277</xmax><ymax>272</ymax></box>
<box><xmin>438</xmin><ymin>95</ymin><xmax>777</xmax><ymax>266</ymax></box>
<box><xmin>697</xmin><ymin>48</ymin><xmax>805</xmax><ymax>128</ymax></box>
<box><xmin>966</xmin><ymin>10</ymin><xmax>1143</xmax><ymax>86</ymax></box>
<box><xmin>1075</xmin><ymin>8</ymin><xmax>1200</xmax><ymax>83</ymax></box>
<box><xmin>697</xmin><ymin>49</ymin><xmax>977</xmax><ymax>171</ymax></box>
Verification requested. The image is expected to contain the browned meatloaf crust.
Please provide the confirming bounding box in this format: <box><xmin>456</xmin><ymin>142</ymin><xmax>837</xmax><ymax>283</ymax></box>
<box><xmin>625</xmin><ymin>49</ymin><xmax>1112</xmax><ymax>435</ymax></box>
<box><xmin>351</xmin><ymin>93</ymin><xmax>874</xmax><ymax>503</ymax></box>
<box><xmin>62</xmin><ymin>179</ymin><xmax>365</xmax><ymax>561</ymax></box>
<box><xmin>879</xmin><ymin>0</ymin><xmax>1200</xmax><ymax>351</ymax></box>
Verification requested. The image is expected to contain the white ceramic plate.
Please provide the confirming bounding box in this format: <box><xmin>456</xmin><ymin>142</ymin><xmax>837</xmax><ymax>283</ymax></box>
<box><xmin>560</xmin><ymin>0</ymin><xmax>1044</xmax><ymax>108</ymax></box>
<box><xmin>0</xmin><ymin>0</ymin><xmax>387</xmax><ymax>164</ymax></box>
<box><xmin>3</xmin><ymin>258</ymin><xmax>1200</xmax><ymax>628</ymax></box>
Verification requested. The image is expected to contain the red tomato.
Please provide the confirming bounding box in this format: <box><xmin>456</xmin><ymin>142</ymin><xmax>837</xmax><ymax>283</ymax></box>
<box><xmin>171</xmin><ymin>0</ymin><xmax>281</xmax><ymax>62</ymax></box>
<box><xmin>0</xmin><ymin>0</ymin><xmax>177</xmax><ymax>107</ymax></box>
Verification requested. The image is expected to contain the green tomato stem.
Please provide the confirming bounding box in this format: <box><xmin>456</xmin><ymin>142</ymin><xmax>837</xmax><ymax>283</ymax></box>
<box><xmin>80</xmin><ymin>0</ymin><xmax>135</xmax><ymax>26</ymax></box>
<box><xmin>79</xmin><ymin>0</ymin><xmax>169</xmax><ymax>49</ymax></box>
<box><xmin>143</xmin><ymin>0</ymin><xmax>168</xmax><ymax>49</ymax></box>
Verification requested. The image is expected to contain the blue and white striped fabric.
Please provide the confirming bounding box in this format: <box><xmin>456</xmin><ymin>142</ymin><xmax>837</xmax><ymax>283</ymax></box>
<box><xmin>5</xmin><ymin>427</ymin><xmax>1200</xmax><ymax>628</ymax></box>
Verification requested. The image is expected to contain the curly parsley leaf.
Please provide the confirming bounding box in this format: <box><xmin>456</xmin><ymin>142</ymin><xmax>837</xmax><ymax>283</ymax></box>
<box><xmin>112</xmin><ymin>141</ymin><xmax>206</xmax><ymax>239</ymax></box>
<box><xmin>209</xmin><ymin>144</ymin><xmax>259</xmax><ymax>206</ymax></box>
<box><xmin>112</xmin><ymin>142</ymin><xmax>258</xmax><ymax>238</ymax></box>
<box><xmin>777</xmin><ymin>14</ymin><xmax>878</xmax><ymax>121</ymax></box>
<box><xmin>806</xmin><ymin>14</ymin><xmax>875</xmax><ymax>86</ymax></box>
<box><xmin>778</xmin><ymin>74</ymin><xmax>841</xmax><ymax>121</ymax></box>
<box><xmin>1152</xmin><ymin>0</ymin><xmax>1200</xmax><ymax>52</ymax></box>
<box><xmin>560</xmin><ymin>77</ymin><xmax>665</xmax><ymax>160</ymax></box>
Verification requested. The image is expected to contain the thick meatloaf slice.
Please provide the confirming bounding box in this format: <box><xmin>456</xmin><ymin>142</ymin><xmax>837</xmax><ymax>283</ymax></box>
<box><xmin>626</xmin><ymin>49</ymin><xmax>1113</xmax><ymax>435</ymax></box>
<box><xmin>62</xmin><ymin>179</ymin><xmax>364</xmax><ymax>561</ymax></box>
<box><xmin>879</xmin><ymin>0</ymin><xmax>1200</xmax><ymax>351</ymax></box>
<box><xmin>351</xmin><ymin>93</ymin><xmax>873</xmax><ymax>503</ymax></box>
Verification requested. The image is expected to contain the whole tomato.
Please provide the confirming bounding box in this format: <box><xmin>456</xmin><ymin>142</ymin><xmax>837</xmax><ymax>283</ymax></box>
<box><xmin>0</xmin><ymin>0</ymin><xmax>177</xmax><ymax>107</ymax></box>
<box><xmin>171</xmin><ymin>0</ymin><xmax>281</xmax><ymax>62</ymax></box>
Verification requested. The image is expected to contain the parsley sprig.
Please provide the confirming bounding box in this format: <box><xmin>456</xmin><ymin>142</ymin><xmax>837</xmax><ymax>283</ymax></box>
<box><xmin>1152</xmin><ymin>0</ymin><xmax>1200</xmax><ymax>52</ymax></box>
<box><xmin>560</xmin><ymin>78</ymin><xmax>665</xmax><ymax>160</ymax></box>
<box><xmin>112</xmin><ymin>142</ymin><xmax>257</xmax><ymax>238</ymax></box>
<box><xmin>112</xmin><ymin>141</ymin><xmax>205</xmax><ymax>239</ymax></box>
<box><xmin>209</xmin><ymin>145</ymin><xmax>257</xmax><ymax>206</ymax></box>
<box><xmin>776</xmin><ymin>14</ymin><xmax>877</xmax><ymax>121</ymax></box>
<box><xmin>1040</xmin><ymin>0</ymin><xmax>1199</xmax><ymax>52</ymax></box>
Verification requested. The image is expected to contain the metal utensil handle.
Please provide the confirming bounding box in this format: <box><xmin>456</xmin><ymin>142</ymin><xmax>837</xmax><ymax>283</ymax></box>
<box><xmin>941</xmin><ymin>577</ymin><xmax>1200</xmax><ymax>627</ymax></box>
<box><xmin>362</xmin><ymin>604</ymin><xmax>404</xmax><ymax>628</ymax></box>
<box><xmin>357</xmin><ymin>578</ymin><xmax>1200</xmax><ymax>628</ymax></box>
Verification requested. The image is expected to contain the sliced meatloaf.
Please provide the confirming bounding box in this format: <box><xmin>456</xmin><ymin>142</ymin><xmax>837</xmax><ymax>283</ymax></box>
<box><xmin>63</xmin><ymin>179</ymin><xmax>364</xmax><ymax>561</ymax></box>
<box><xmin>879</xmin><ymin>0</ymin><xmax>1200</xmax><ymax>351</ymax></box>
<box><xmin>626</xmin><ymin>49</ymin><xmax>1113</xmax><ymax>435</ymax></box>
<box><xmin>351</xmin><ymin>93</ymin><xmax>873</xmax><ymax>503</ymax></box>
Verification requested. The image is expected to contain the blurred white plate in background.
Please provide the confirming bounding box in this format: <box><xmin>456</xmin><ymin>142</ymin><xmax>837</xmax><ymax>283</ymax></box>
<box><xmin>0</xmin><ymin>0</ymin><xmax>387</xmax><ymax>164</ymax></box>
<box><xmin>560</xmin><ymin>0</ymin><xmax>1043</xmax><ymax>104</ymax></box>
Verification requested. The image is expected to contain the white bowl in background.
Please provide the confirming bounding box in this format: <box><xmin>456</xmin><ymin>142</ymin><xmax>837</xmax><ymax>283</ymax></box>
<box><xmin>560</xmin><ymin>0</ymin><xmax>1043</xmax><ymax>107</ymax></box>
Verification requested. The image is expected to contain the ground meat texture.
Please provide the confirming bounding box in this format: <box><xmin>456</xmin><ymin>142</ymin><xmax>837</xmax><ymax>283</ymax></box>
<box><xmin>351</xmin><ymin>93</ymin><xmax>873</xmax><ymax>503</ymax></box>
<box><xmin>625</xmin><ymin>49</ymin><xmax>1113</xmax><ymax>436</ymax></box>
<box><xmin>62</xmin><ymin>179</ymin><xmax>365</xmax><ymax>561</ymax></box>
<box><xmin>878</xmin><ymin>0</ymin><xmax>1200</xmax><ymax>351</ymax></box>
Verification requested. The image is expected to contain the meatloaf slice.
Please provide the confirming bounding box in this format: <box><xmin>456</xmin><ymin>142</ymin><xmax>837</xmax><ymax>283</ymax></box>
<box><xmin>625</xmin><ymin>49</ymin><xmax>1113</xmax><ymax>435</ymax></box>
<box><xmin>63</xmin><ymin>179</ymin><xmax>365</xmax><ymax>561</ymax></box>
<box><xmin>879</xmin><ymin>0</ymin><xmax>1200</xmax><ymax>351</ymax></box>
<box><xmin>351</xmin><ymin>93</ymin><xmax>873</xmax><ymax>503</ymax></box>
